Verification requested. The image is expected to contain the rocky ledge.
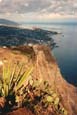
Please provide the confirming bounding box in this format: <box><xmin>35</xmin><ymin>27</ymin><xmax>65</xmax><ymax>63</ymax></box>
<box><xmin>0</xmin><ymin>45</ymin><xmax>77</xmax><ymax>115</ymax></box>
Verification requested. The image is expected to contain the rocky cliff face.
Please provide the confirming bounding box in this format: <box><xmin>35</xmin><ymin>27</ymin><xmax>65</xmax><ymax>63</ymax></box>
<box><xmin>33</xmin><ymin>45</ymin><xmax>77</xmax><ymax>115</ymax></box>
<box><xmin>0</xmin><ymin>45</ymin><xmax>77</xmax><ymax>115</ymax></box>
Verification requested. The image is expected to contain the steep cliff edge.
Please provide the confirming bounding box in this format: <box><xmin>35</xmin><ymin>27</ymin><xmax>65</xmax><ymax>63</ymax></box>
<box><xmin>0</xmin><ymin>45</ymin><xmax>77</xmax><ymax>115</ymax></box>
<box><xmin>33</xmin><ymin>45</ymin><xmax>77</xmax><ymax>115</ymax></box>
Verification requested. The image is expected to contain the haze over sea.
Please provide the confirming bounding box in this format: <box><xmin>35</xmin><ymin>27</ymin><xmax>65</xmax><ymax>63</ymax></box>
<box><xmin>21</xmin><ymin>22</ymin><xmax>77</xmax><ymax>86</ymax></box>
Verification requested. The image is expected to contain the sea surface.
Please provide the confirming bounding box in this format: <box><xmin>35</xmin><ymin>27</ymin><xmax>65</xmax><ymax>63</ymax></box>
<box><xmin>21</xmin><ymin>23</ymin><xmax>77</xmax><ymax>86</ymax></box>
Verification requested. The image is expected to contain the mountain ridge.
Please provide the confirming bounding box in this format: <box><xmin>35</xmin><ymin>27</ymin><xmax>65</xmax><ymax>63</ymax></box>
<box><xmin>0</xmin><ymin>19</ymin><xmax>19</xmax><ymax>26</ymax></box>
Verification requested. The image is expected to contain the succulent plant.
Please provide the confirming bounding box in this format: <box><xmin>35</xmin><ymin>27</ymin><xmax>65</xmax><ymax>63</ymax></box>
<box><xmin>22</xmin><ymin>79</ymin><xmax>67</xmax><ymax>115</ymax></box>
<box><xmin>0</xmin><ymin>62</ymin><xmax>67</xmax><ymax>115</ymax></box>
<box><xmin>0</xmin><ymin>62</ymin><xmax>33</xmax><ymax>110</ymax></box>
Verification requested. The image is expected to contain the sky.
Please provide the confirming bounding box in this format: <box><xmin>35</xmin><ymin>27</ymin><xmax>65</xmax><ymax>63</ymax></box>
<box><xmin>0</xmin><ymin>0</ymin><xmax>77</xmax><ymax>22</ymax></box>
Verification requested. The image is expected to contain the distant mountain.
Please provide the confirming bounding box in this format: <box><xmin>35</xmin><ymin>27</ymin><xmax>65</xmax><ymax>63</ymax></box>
<box><xmin>0</xmin><ymin>19</ymin><xmax>19</xmax><ymax>26</ymax></box>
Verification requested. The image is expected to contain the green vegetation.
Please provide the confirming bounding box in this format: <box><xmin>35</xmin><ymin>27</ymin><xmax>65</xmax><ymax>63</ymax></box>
<box><xmin>0</xmin><ymin>62</ymin><xmax>33</xmax><ymax>111</ymax></box>
<box><xmin>0</xmin><ymin>62</ymin><xmax>67</xmax><ymax>115</ymax></box>
<box><xmin>23</xmin><ymin>80</ymin><xmax>67</xmax><ymax>115</ymax></box>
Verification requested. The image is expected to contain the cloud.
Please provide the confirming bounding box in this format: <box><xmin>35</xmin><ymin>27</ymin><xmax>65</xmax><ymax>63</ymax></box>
<box><xmin>0</xmin><ymin>0</ymin><xmax>76</xmax><ymax>14</ymax></box>
<box><xmin>0</xmin><ymin>0</ymin><xmax>2</xmax><ymax>2</ymax></box>
<box><xmin>0</xmin><ymin>0</ymin><xmax>51</xmax><ymax>13</ymax></box>
<box><xmin>0</xmin><ymin>0</ymin><xmax>77</xmax><ymax>21</ymax></box>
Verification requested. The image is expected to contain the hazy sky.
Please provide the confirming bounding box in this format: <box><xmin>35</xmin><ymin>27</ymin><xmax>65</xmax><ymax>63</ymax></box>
<box><xmin>0</xmin><ymin>0</ymin><xmax>77</xmax><ymax>22</ymax></box>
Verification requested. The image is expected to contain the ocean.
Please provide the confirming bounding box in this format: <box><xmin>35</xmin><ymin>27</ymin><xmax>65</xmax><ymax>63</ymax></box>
<box><xmin>21</xmin><ymin>23</ymin><xmax>77</xmax><ymax>86</ymax></box>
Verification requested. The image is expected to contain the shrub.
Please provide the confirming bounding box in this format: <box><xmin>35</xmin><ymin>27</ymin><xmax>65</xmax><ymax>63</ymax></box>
<box><xmin>0</xmin><ymin>62</ymin><xmax>33</xmax><ymax>112</ymax></box>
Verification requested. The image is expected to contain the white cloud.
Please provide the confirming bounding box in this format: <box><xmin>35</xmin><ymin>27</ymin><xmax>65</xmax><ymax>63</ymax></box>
<box><xmin>0</xmin><ymin>0</ymin><xmax>2</xmax><ymax>2</ymax></box>
<box><xmin>0</xmin><ymin>0</ymin><xmax>77</xmax><ymax>21</ymax></box>
<box><xmin>24</xmin><ymin>3</ymin><xmax>29</xmax><ymax>7</ymax></box>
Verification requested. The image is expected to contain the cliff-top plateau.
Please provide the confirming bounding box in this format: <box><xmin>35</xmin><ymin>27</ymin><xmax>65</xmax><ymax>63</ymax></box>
<box><xmin>0</xmin><ymin>45</ymin><xmax>77</xmax><ymax>115</ymax></box>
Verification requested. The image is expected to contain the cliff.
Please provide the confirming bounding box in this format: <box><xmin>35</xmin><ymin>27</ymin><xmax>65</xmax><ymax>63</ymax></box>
<box><xmin>0</xmin><ymin>45</ymin><xmax>77</xmax><ymax>115</ymax></box>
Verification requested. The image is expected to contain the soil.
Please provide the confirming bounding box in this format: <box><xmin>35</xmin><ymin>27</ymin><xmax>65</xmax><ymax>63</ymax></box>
<box><xmin>0</xmin><ymin>45</ymin><xmax>77</xmax><ymax>115</ymax></box>
<box><xmin>2</xmin><ymin>108</ymin><xmax>34</xmax><ymax>115</ymax></box>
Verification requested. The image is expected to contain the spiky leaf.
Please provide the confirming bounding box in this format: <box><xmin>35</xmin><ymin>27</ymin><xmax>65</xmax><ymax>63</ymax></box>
<box><xmin>16</xmin><ymin>66</ymin><xmax>33</xmax><ymax>91</ymax></box>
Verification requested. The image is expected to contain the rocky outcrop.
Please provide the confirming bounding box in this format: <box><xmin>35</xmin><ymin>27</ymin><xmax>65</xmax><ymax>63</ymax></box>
<box><xmin>33</xmin><ymin>45</ymin><xmax>77</xmax><ymax>115</ymax></box>
<box><xmin>0</xmin><ymin>45</ymin><xmax>77</xmax><ymax>115</ymax></box>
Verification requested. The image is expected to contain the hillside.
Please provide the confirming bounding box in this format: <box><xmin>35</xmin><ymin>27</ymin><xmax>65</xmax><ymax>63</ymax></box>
<box><xmin>0</xmin><ymin>25</ymin><xmax>58</xmax><ymax>49</ymax></box>
<box><xmin>0</xmin><ymin>19</ymin><xmax>19</xmax><ymax>26</ymax></box>
<box><xmin>0</xmin><ymin>45</ymin><xmax>77</xmax><ymax>115</ymax></box>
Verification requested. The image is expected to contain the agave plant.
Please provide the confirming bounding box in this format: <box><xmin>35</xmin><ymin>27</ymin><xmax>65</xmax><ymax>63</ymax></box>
<box><xmin>0</xmin><ymin>61</ymin><xmax>33</xmax><ymax>110</ymax></box>
<box><xmin>0</xmin><ymin>62</ymin><xmax>67</xmax><ymax>115</ymax></box>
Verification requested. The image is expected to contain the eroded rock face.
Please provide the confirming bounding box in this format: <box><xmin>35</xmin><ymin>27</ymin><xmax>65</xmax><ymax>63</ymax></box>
<box><xmin>0</xmin><ymin>45</ymin><xmax>77</xmax><ymax>115</ymax></box>
<box><xmin>33</xmin><ymin>45</ymin><xmax>77</xmax><ymax>115</ymax></box>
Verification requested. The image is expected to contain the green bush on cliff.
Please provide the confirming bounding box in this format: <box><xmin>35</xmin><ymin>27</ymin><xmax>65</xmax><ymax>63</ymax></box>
<box><xmin>0</xmin><ymin>62</ymin><xmax>33</xmax><ymax>111</ymax></box>
<box><xmin>22</xmin><ymin>80</ymin><xmax>67</xmax><ymax>115</ymax></box>
<box><xmin>0</xmin><ymin>62</ymin><xmax>67</xmax><ymax>115</ymax></box>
